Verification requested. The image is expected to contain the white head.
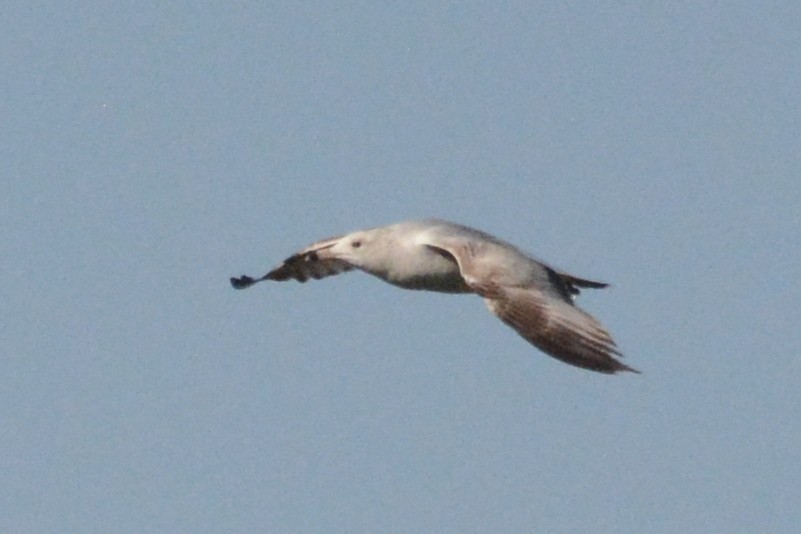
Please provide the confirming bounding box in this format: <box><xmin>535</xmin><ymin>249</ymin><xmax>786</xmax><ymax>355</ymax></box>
<box><xmin>329</xmin><ymin>229</ymin><xmax>378</xmax><ymax>267</ymax></box>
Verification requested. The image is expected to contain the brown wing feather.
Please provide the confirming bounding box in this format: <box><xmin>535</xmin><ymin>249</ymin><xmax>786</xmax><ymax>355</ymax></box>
<box><xmin>484</xmin><ymin>286</ymin><xmax>637</xmax><ymax>374</ymax></box>
<box><xmin>265</xmin><ymin>236</ymin><xmax>353</xmax><ymax>283</ymax></box>
<box><xmin>230</xmin><ymin>236</ymin><xmax>354</xmax><ymax>289</ymax></box>
<box><xmin>425</xmin><ymin>240</ymin><xmax>636</xmax><ymax>374</ymax></box>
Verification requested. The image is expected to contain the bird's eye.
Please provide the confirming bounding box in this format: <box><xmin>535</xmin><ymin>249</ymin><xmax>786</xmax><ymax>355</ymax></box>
<box><xmin>352</xmin><ymin>240</ymin><xmax>362</xmax><ymax>248</ymax></box>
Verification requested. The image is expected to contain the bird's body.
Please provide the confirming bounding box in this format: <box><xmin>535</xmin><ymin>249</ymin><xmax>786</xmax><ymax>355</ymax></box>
<box><xmin>231</xmin><ymin>219</ymin><xmax>638</xmax><ymax>374</ymax></box>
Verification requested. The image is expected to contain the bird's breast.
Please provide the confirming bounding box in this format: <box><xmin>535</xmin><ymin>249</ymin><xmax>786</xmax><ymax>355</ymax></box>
<box><xmin>369</xmin><ymin>244</ymin><xmax>471</xmax><ymax>293</ymax></box>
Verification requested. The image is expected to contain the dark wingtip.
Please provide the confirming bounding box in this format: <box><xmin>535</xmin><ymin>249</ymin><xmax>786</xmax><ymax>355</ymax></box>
<box><xmin>618</xmin><ymin>364</ymin><xmax>641</xmax><ymax>375</ymax></box>
<box><xmin>230</xmin><ymin>275</ymin><xmax>256</xmax><ymax>289</ymax></box>
<box><xmin>611</xmin><ymin>359</ymin><xmax>641</xmax><ymax>375</ymax></box>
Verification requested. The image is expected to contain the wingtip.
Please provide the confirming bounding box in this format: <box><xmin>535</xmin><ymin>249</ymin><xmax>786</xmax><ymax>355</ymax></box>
<box><xmin>230</xmin><ymin>275</ymin><xmax>256</xmax><ymax>289</ymax></box>
<box><xmin>615</xmin><ymin>362</ymin><xmax>641</xmax><ymax>375</ymax></box>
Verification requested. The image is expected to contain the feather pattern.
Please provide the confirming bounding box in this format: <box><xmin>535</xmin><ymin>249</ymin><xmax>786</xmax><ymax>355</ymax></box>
<box><xmin>231</xmin><ymin>219</ymin><xmax>638</xmax><ymax>374</ymax></box>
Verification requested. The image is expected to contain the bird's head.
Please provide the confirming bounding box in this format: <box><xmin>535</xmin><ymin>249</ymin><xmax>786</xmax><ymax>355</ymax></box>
<box><xmin>328</xmin><ymin>230</ymin><xmax>378</xmax><ymax>268</ymax></box>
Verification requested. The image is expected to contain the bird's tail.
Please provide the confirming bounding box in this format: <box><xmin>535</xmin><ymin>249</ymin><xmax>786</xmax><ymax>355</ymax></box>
<box><xmin>560</xmin><ymin>274</ymin><xmax>609</xmax><ymax>290</ymax></box>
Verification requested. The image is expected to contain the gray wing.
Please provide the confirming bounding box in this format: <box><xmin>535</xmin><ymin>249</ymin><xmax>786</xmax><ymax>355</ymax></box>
<box><xmin>230</xmin><ymin>235</ymin><xmax>354</xmax><ymax>289</ymax></box>
<box><xmin>426</xmin><ymin>240</ymin><xmax>637</xmax><ymax>374</ymax></box>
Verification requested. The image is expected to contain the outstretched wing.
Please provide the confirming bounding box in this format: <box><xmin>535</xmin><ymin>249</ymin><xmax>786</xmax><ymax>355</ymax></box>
<box><xmin>266</xmin><ymin>236</ymin><xmax>354</xmax><ymax>282</ymax></box>
<box><xmin>483</xmin><ymin>285</ymin><xmax>636</xmax><ymax>374</ymax></box>
<box><xmin>230</xmin><ymin>235</ymin><xmax>354</xmax><ymax>289</ymax></box>
<box><xmin>426</xmin><ymin>240</ymin><xmax>636</xmax><ymax>374</ymax></box>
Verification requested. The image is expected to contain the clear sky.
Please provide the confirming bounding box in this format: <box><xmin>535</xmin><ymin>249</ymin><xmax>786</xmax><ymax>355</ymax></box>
<box><xmin>3</xmin><ymin>2</ymin><xmax>800</xmax><ymax>533</ymax></box>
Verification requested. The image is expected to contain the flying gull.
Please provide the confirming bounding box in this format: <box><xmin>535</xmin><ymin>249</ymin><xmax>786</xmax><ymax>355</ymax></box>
<box><xmin>231</xmin><ymin>219</ymin><xmax>638</xmax><ymax>374</ymax></box>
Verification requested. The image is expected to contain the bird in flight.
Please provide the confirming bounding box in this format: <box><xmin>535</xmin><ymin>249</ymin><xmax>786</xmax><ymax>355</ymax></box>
<box><xmin>231</xmin><ymin>219</ymin><xmax>638</xmax><ymax>374</ymax></box>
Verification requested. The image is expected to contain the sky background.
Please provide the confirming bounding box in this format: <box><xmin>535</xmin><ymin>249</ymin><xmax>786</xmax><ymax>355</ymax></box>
<box><xmin>3</xmin><ymin>2</ymin><xmax>800</xmax><ymax>533</ymax></box>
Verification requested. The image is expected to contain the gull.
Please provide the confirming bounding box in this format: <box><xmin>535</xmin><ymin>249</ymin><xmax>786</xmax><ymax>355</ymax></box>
<box><xmin>231</xmin><ymin>219</ymin><xmax>638</xmax><ymax>374</ymax></box>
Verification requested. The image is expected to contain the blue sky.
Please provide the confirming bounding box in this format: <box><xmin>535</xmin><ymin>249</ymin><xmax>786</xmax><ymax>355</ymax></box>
<box><xmin>3</xmin><ymin>2</ymin><xmax>800</xmax><ymax>532</ymax></box>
